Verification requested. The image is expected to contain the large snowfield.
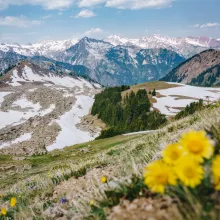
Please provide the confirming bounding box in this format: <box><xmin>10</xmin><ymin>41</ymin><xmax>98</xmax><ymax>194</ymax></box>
<box><xmin>46</xmin><ymin>95</ymin><xmax>97</xmax><ymax>151</ymax></box>
<box><xmin>153</xmin><ymin>83</ymin><xmax>220</xmax><ymax>115</ymax></box>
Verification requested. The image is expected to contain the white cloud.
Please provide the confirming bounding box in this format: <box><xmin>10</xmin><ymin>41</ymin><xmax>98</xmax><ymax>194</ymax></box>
<box><xmin>0</xmin><ymin>0</ymin><xmax>173</xmax><ymax>10</ymax></box>
<box><xmin>106</xmin><ymin>0</ymin><xmax>172</xmax><ymax>9</ymax></box>
<box><xmin>0</xmin><ymin>0</ymin><xmax>75</xmax><ymax>10</ymax></box>
<box><xmin>41</xmin><ymin>14</ymin><xmax>52</xmax><ymax>19</ymax></box>
<box><xmin>83</xmin><ymin>28</ymin><xmax>105</xmax><ymax>38</ymax></box>
<box><xmin>200</xmin><ymin>23</ymin><xmax>220</xmax><ymax>28</ymax></box>
<box><xmin>78</xmin><ymin>0</ymin><xmax>106</xmax><ymax>7</ymax></box>
<box><xmin>74</xmin><ymin>9</ymin><xmax>96</xmax><ymax>18</ymax></box>
<box><xmin>191</xmin><ymin>24</ymin><xmax>200</xmax><ymax>28</ymax></box>
<box><xmin>84</xmin><ymin>28</ymin><xmax>103</xmax><ymax>35</ymax></box>
<box><xmin>191</xmin><ymin>23</ymin><xmax>220</xmax><ymax>29</ymax></box>
<box><xmin>0</xmin><ymin>16</ymin><xmax>42</xmax><ymax>27</ymax></box>
<box><xmin>78</xmin><ymin>0</ymin><xmax>173</xmax><ymax>9</ymax></box>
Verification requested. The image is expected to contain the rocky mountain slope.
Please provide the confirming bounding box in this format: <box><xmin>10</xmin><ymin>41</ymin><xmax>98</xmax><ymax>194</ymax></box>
<box><xmin>54</xmin><ymin>37</ymin><xmax>185</xmax><ymax>85</ymax></box>
<box><xmin>161</xmin><ymin>49</ymin><xmax>220</xmax><ymax>86</ymax></box>
<box><xmin>0</xmin><ymin>37</ymin><xmax>185</xmax><ymax>86</ymax></box>
<box><xmin>0</xmin><ymin>61</ymin><xmax>101</xmax><ymax>155</ymax></box>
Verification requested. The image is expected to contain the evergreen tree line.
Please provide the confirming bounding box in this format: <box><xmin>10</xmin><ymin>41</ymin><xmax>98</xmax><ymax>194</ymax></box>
<box><xmin>175</xmin><ymin>99</ymin><xmax>204</xmax><ymax>120</ymax></box>
<box><xmin>91</xmin><ymin>86</ymin><xmax>167</xmax><ymax>139</ymax></box>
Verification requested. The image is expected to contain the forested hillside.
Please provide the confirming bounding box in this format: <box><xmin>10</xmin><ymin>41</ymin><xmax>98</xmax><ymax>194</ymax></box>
<box><xmin>190</xmin><ymin>64</ymin><xmax>220</xmax><ymax>87</ymax></box>
<box><xmin>91</xmin><ymin>86</ymin><xmax>167</xmax><ymax>138</ymax></box>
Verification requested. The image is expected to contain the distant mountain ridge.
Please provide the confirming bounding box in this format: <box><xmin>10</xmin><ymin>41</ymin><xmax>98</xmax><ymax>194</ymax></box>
<box><xmin>0</xmin><ymin>37</ymin><xmax>185</xmax><ymax>86</ymax></box>
<box><xmin>0</xmin><ymin>38</ymin><xmax>79</xmax><ymax>59</ymax></box>
<box><xmin>161</xmin><ymin>49</ymin><xmax>220</xmax><ymax>87</ymax></box>
<box><xmin>1</xmin><ymin>34</ymin><xmax>220</xmax><ymax>86</ymax></box>
<box><xmin>1</xmin><ymin>34</ymin><xmax>220</xmax><ymax>59</ymax></box>
<box><xmin>105</xmin><ymin>35</ymin><xmax>220</xmax><ymax>58</ymax></box>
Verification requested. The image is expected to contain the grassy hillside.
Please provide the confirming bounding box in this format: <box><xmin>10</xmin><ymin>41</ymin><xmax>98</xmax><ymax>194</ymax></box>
<box><xmin>0</xmin><ymin>102</ymin><xmax>220</xmax><ymax>219</ymax></box>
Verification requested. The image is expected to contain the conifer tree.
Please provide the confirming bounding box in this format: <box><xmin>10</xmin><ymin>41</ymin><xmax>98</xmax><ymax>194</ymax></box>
<box><xmin>152</xmin><ymin>89</ymin><xmax>156</xmax><ymax>96</ymax></box>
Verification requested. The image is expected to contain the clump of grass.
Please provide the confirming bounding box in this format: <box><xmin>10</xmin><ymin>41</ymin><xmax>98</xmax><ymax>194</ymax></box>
<box><xmin>89</xmin><ymin>176</ymin><xmax>149</xmax><ymax>219</ymax></box>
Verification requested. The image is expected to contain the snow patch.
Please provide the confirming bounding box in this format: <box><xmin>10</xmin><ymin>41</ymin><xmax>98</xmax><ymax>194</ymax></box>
<box><xmin>154</xmin><ymin>83</ymin><xmax>220</xmax><ymax>115</ymax></box>
<box><xmin>47</xmin><ymin>95</ymin><xmax>97</xmax><ymax>151</ymax></box>
<box><xmin>0</xmin><ymin>98</ymin><xmax>55</xmax><ymax>129</ymax></box>
<box><xmin>0</xmin><ymin>133</ymin><xmax>32</xmax><ymax>149</ymax></box>
<box><xmin>123</xmin><ymin>130</ymin><xmax>155</xmax><ymax>136</ymax></box>
<box><xmin>28</xmin><ymin>88</ymin><xmax>37</xmax><ymax>92</ymax></box>
<box><xmin>0</xmin><ymin>92</ymin><xmax>12</xmax><ymax>104</ymax></box>
<box><xmin>13</xmin><ymin>96</ymin><xmax>41</xmax><ymax>110</ymax></box>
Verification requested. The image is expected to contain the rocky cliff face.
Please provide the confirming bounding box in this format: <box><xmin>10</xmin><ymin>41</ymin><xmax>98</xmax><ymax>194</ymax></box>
<box><xmin>161</xmin><ymin>49</ymin><xmax>220</xmax><ymax>86</ymax></box>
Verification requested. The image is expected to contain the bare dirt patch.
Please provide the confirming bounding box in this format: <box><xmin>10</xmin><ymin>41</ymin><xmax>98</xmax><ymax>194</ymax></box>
<box><xmin>76</xmin><ymin>114</ymin><xmax>107</xmax><ymax>137</ymax></box>
<box><xmin>108</xmin><ymin>197</ymin><xmax>182</xmax><ymax>220</ymax></box>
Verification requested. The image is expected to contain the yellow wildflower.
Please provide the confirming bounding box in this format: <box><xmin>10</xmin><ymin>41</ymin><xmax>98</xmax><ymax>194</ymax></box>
<box><xmin>162</xmin><ymin>143</ymin><xmax>183</xmax><ymax>165</ymax></box>
<box><xmin>10</xmin><ymin>197</ymin><xmax>17</xmax><ymax>207</ymax></box>
<box><xmin>1</xmin><ymin>207</ymin><xmax>7</xmax><ymax>216</ymax></box>
<box><xmin>89</xmin><ymin>200</ymin><xmax>94</xmax><ymax>206</ymax></box>
<box><xmin>212</xmin><ymin>155</ymin><xmax>220</xmax><ymax>190</ymax></box>
<box><xmin>144</xmin><ymin>160</ymin><xmax>177</xmax><ymax>194</ymax></box>
<box><xmin>179</xmin><ymin>130</ymin><xmax>213</xmax><ymax>162</ymax></box>
<box><xmin>175</xmin><ymin>157</ymin><xmax>204</xmax><ymax>188</ymax></box>
<box><xmin>100</xmin><ymin>176</ymin><xmax>107</xmax><ymax>183</ymax></box>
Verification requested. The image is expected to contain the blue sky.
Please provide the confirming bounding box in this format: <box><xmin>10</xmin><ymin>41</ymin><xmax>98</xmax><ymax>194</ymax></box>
<box><xmin>0</xmin><ymin>0</ymin><xmax>219</xmax><ymax>44</ymax></box>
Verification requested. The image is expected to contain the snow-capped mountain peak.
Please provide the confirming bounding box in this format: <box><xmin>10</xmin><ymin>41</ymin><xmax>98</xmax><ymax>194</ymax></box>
<box><xmin>105</xmin><ymin>34</ymin><xmax>220</xmax><ymax>58</ymax></box>
<box><xmin>0</xmin><ymin>38</ymin><xmax>79</xmax><ymax>58</ymax></box>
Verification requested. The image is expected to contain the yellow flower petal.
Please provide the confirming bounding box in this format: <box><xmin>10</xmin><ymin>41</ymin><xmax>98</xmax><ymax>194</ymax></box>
<box><xmin>10</xmin><ymin>197</ymin><xmax>17</xmax><ymax>207</ymax></box>
<box><xmin>162</xmin><ymin>143</ymin><xmax>184</xmax><ymax>165</ymax></box>
<box><xmin>1</xmin><ymin>207</ymin><xmax>7</xmax><ymax>216</ymax></box>
<box><xmin>179</xmin><ymin>130</ymin><xmax>214</xmax><ymax>162</ymax></box>
<box><xmin>144</xmin><ymin>160</ymin><xmax>177</xmax><ymax>194</ymax></box>
<box><xmin>100</xmin><ymin>176</ymin><xmax>107</xmax><ymax>183</ymax></box>
<box><xmin>212</xmin><ymin>155</ymin><xmax>220</xmax><ymax>190</ymax></box>
<box><xmin>89</xmin><ymin>200</ymin><xmax>94</xmax><ymax>206</ymax></box>
<box><xmin>175</xmin><ymin>157</ymin><xmax>204</xmax><ymax>188</ymax></box>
